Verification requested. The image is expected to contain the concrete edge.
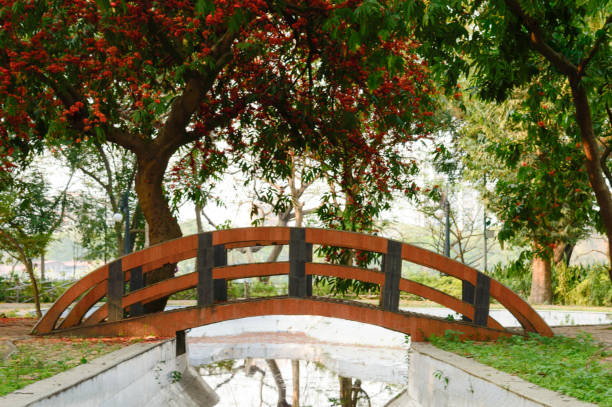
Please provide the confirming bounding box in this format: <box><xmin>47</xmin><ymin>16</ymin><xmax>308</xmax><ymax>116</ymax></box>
<box><xmin>0</xmin><ymin>339</ymin><xmax>172</xmax><ymax>406</ymax></box>
<box><xmin>410</xmin><ymin>343</ymin><xmax>596</xmax><ymax>407</ymax></box>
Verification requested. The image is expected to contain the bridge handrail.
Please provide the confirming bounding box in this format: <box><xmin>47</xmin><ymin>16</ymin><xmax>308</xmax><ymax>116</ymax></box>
<box><xmin>33</xmin><ymin>227</ymin><xmax>552</xmax><ymax>337</ymax></box>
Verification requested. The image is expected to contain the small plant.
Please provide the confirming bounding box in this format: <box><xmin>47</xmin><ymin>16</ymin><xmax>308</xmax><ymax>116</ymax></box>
<box><xmin>169</xmin><ymin>370</ymin><xmax>182</xmax><ymax>383</ymax></box>
<box><xmin>433</xmin><ymin>369</ymin><xmax>449</xmax><ymax>390</ymax></box>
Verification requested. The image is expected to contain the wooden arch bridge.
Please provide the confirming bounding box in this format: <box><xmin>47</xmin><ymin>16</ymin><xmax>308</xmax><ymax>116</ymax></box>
<box><xmin>33</xmin><ymin>227</ymin><xmax>553</xmax><ymax>341</ymax></box>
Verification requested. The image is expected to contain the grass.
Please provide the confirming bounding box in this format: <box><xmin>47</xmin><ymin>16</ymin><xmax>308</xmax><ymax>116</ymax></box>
<box><xmin>429</xmin><ymin>331</ymin><xmax>612</xmax><ymax>406</ymax></box>
<box><xmin>0</xmin><ymin>338</ymin><xmax>135</xmax><ymax>396</ymax></box>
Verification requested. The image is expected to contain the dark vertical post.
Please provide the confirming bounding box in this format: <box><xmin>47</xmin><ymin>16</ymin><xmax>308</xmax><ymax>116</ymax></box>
<box><xmin>213</xmin><ymin>244</ymin><xmax>227</xmax><ymax>302</ymax></box>
<box><xmin>289</xmin><ymin>228</ymin><xmax>308</xmax><ymax>297</ymax></box>
<box><xmin>461</xmin><ymin>280</ymin><xmax>475</xmax><ymax>322</ymax></box>
<box><xmin>197</xmin><ymin>233</ymin><xmax>214</xmax><ymax>306</ymax></box>
<box><xmin>382</xmin><ymin>240</ymin><xmax>402</xmax><ymax>312</ymax></box>
<box><xmin>473</xmin><ymin>273</ymin><xmax>491</xmax><ymax>327</ymax></box>
<box><xmin>129</xmin><ymin>266</ymin><xmax>144</xmax><ymax>317</ymax></box>
<box><xmin>176</xmin><ymin>330</ymin><xmax>186</xmax><ymax>356</ymax></box>
<box><xmin>107</xmin><ymin>259</ymin><xmax>124</xmax><ymax>322</ymax></box>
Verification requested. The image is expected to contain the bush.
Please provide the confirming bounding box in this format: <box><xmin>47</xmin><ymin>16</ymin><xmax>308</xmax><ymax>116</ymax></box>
<box><xmin>554</xmin><ymin>263</ymin><xmax>612</xmax><ymax>306</ymax></box>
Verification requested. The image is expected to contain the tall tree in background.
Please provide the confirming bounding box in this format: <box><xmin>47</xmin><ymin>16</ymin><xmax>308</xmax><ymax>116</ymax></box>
<box><xmin>452</xmin><ymin>91</ymin><xmax>597</xmax><ymax>303</ymax></box>
<box><xmin>0</xmin><ymin>170</ymin><xmax>70</xmax><ymax>317</ymax></box>
<box><xmin>406</xmin><ymin>0</ymin><xmax>612</xmax><ymax>280</ymax></box>
<box><xmin>0</xmin><ymin>0</ymin><xmax>437</xmax><ymax>310</ymax></box>
<box><xmin>52</xmin><ymin>142</ymin><xmax>144</xmax><ymax>259</ymax></box>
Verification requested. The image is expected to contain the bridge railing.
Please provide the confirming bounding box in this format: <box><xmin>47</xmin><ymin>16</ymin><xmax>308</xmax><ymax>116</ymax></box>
<box><xmin>33</xmin><ymin>227</ymin><xmax>552</xmax><ymax>337</ymax></box>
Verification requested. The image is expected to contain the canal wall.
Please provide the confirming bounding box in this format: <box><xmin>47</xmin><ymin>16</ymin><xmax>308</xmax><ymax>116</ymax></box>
<box><xmin>387</xmin><ymin>343</ymin><xmax>596</xmax><ymax>407</ymax></box>
<box><xmin>0</xmin><ymin>337</ymin><xmax>219</xmax><ymax>407</ymax></box>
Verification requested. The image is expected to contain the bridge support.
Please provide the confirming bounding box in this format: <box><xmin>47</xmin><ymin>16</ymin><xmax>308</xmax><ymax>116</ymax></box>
<box><xmin>462</xmin><ymin>273</ymin><xmax>491</xmax><ymax>326</ymax></box>
<box><xmin>289</xmin><ymin>228</ymin><xmax>312</xmax><ymax>297</ymax></box>
<box><xmin>107</xmin><ymin>259</ymin><xmax>123</xmax><ymax>322</ymax></box>
<box><xmin>382</xmin><ymin>240</ymin><xmax>402</xmax><ymax>312</ymax></box>
<box><xmin>129</xmin><ymin>266</ymin><xmax>144</xmax><ymax>317</ymax></box>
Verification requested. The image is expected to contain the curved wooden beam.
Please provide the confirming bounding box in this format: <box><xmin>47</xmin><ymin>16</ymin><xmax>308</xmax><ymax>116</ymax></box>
<box><xmin>399</xmin><ymin>279</ymin><xmax>503</xmax><ymax>330</ymax></box>
<box><xmin>400</xmin><ymin>243</ymin><xmax>552</xmax><ymax>336</ymax></box>
<box><xmin>44</xmin><ymin>297</ymin><xmax>513</xmax><ymax>342</ymax></box>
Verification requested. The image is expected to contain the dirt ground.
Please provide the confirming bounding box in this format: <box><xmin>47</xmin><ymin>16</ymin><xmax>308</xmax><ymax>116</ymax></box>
<box><xmin>0</xmin><ymin>317</ymin><xmax>36</xmax><ymax>341</ymax></box>
<box><xmin>552</xmin><ymin>324</ymin><xmax>612</xmax><ymax>347</ymax></box>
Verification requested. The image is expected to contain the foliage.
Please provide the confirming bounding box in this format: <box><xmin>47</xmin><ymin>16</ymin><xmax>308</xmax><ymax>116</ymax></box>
<box><xmin>54</xmin><ymin>142</ymin><xmax>143</xmax><ymax>260</ymax></box>
<box><xmin>0</xmin><ymin>0</ymin><xmax>438</xmax><ymax>240</ymax></box>
<box><xmin>0</xmin><ymin>277</ymin><xmax>73</xmax><ymax>304</ymax></box>
<box><xmin>553</xmin><ymin>263</ymin><xmax>612</xmax><ymax>306</ymax></box>
<box><xmin>454</xmin><ymin>92</ymin><xmax>597</xmax><ymax>254</ymax></box>
<box><xmin>489</xmin><ymin>260</ymin><xmax>612</xmax><ymax>306</ymax></box>
<box><xmin>0</xmin><ymin>168</ymin><xmax>70</xmax><ymax>316</ymax></box>
<box><xmin>0</xmin><ymin>338</ymin><xmax>128</xmax><ymax>396</ymax></box>
<box><xmin>429</xmin><ymin>332</ymin><xmax>612</xmax><ymax>406</ymax></box>
<box><xmin>404</xmin><ymin>0</ymin><xmax>612</xmax><ymax>273</ymax></box>
<box><xmin>404</xmin><ymin>271</ymin><xmax>462</xmax><ymax>300</ymax></box>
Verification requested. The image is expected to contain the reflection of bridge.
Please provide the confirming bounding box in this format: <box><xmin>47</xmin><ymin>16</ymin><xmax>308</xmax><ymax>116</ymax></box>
<box><xmin>33</xmin><ymin>228</ymin><xmax>553</xmax><ymax>341</ymax></box>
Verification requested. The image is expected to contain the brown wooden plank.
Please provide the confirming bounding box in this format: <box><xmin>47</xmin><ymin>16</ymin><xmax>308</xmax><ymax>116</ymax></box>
<box><xmin>305</xmin><ymin>229</ymin><xmax>388</xmax><ymax>253</ymax></box>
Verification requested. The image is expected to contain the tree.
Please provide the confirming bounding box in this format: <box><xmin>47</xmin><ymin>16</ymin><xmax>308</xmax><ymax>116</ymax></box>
<box><xmin>405</xmin><ymin>0</ymin><xmax>612</xmax><ymax>281</ymax></box>
<box><xmin>1</xmin><ymin>0</ymin><xmax>437</xmax><ymax>311</ymax></box>
<box><xmin>448</xmin><ymin>91</ymin><xmax>597</xmax><ymax>303</ymax></box>
<box><xmin>52</xmin><ymin>141</ymin><xmax>145</xmax><ymax>260</ymax></box>
<box><xmin>0</xmin><ymin>169</ymin><xmax>70</xmax><ymax>317</ymax></box>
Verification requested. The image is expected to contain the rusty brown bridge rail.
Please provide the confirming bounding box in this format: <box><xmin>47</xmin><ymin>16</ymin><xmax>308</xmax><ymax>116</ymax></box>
<box><xmin>32</xmin><ymin>227</ymin><xmax>553</xmax><ymax>341</ymax></box>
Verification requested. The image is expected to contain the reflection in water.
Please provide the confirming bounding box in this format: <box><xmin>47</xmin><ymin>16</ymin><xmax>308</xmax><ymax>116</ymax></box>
<box><xmin>198</xmin><ymin>358</ymin><xmax>401</xmax><ymax>407</ymax></box>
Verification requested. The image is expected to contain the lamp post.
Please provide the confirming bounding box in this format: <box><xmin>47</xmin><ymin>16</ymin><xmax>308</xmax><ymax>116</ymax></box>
<box><xmin>112</xmin><ymin>192</ymin><xmax>130</xmax><ymax>256</ymax></box>
<box><xmin>435</xmin><ymin>192</ymin><xmax>451</xmax><ymax>258</ymax></box>
<box><xmin>120</xmin><ymin>191</ymin><xmax>130</xmax><ymax>255</ymax></box>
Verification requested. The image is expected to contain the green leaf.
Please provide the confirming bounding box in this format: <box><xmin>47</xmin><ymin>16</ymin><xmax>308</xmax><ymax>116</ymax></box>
<box><xmin>195</xmin><ymin>0</ymin><xmax>214</xmax><ymax>15</ymax></box>
<box><xmin>95</xmin><ymin>0</ymin><xmax>111</xmax><ymax>11</ymax></box>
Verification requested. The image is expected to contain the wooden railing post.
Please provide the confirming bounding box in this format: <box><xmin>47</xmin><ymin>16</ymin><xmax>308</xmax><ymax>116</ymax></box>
<box><xmin>213</xmin><ymin>244</ymin><xmax>227</xmax><ymax>302</ymax></box>
<box><xmin>461</xmin><ymin>280</ymin><xmax>474</xmax><ymax>322</ymax></box>
<box><xmin>382</xmin><ymin>240</ymin><xmax>402</xmax><ymax>312</ymax></box>
<box><xmin>107</xmin><ymin>259</ymin><xmax>123</xmax><ymax>322</ymax></box>
<box><xmin>129</xmin><ymin>266</ymin><xmax>144</xmax><ymax>317</ymax></box>
<box><xmin>197</xmin><ymin>233</ymin><xmax>214</xmax><ymax>306</ymax></box>
<box><xmin>473</xmin><ymin>273</ymin><xmax>491</xmax><ymax>327</ymax></box>
<box><xmin>289</xmin><ymin>228</ymin><xmax>310</xmax><ymax>297</ymax></box>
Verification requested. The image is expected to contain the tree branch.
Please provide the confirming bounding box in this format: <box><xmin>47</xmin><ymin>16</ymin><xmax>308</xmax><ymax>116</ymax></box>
<box><xmin>503</xmin><ymin>0</ymin><xmax>578</xmax><ymax>78</ymax></box>
<box><xmin>158</xmin><ymin>30</ymin><xmax>238</xmax><ymax>151</ymax></box>
<box><xmin>577</xmin><ymin>15</ymin><xmax>612</xmax><ymax>78</ymax></box>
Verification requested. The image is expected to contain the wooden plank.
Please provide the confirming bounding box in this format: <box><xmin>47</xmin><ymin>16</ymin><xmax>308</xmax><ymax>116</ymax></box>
<box><xmin>473</xmin><ymin>273</ymin><xmax>491</xmax><ymax>327</ymax></box>
<box><xmin>107</xmin><ymin>259</ymin><xmax>123</xmax><ymax>322</ymax></box>
<box><xmin>382</xmin><ymin>240</ymin><xmax>402</xmax><ymax>312</ymax></box>
<box><xmin>213</xmin><ymin>244</ymin><xmax>227</xmax><ymax>302</ymax></box>
<box><xmin>289</xmin><ymin>228</ymin><xmax>309</xmax><ymax>297</ymax></box>
<box><xmin>129</xmin><ymin>266</ymin><xmax>144</xmax><ymax>317</ymax></box>
<box><xmin>197</xmin><ymin>233</ymin><xmax>214</xmax><ymax>306</ymax></box>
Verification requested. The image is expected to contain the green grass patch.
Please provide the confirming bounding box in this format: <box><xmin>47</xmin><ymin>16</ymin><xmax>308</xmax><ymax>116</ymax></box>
<box><xmin>0</xmin><ymin>338</ymin><xmax>130</xmax><ymax>396</ymax></box>
<box><xmin>429</xmin><ymin>331</ymin><xmax>612</xmax><ymax>406</ymax></box>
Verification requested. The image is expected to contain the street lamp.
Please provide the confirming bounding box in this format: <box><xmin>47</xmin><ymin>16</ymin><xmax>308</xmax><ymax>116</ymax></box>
<box><xmin>435</xmin><ymin>193</ymin><xmax>451</xmax><ymax>258</ymax></box>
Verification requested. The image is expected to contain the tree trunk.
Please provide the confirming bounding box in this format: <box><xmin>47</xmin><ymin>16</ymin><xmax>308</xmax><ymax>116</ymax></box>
<box><xmin>553</xmin><ymin>242</ymin><xmax>574</xmax><ymax>267</ymax></box>
<box><xmin>339</xmin><ymin>376</ymin><xmax>353</xmax><ymax>407</ymax></box>
<box><xmin>135</xmin><ymin>152</ymin><xmax>183</xmax><ymax>313</ymax></box>
<box><xmin>265</xmin><ymin>359</ymin><xmax>290</xmax><ymax>407</ymax></box>
<box><xmin>40</xmin><ymin>251</ymin><xmax>45</xmax><ymax>281</ymax></box>
<box><xmin>195</xmin><ymin>203</ymin><xmax>204</xmax><ymax>233</ymax></box>
<box><xmin>569</xmin><ymin>81</ymin><xmax>612</xmax><ymax>282</ymax></box>
<box><xmin>292</xmin><ymin>360</ymin><xmax>300</xmax><ymax>407</ymax></box>
<box><xmin>25</xmin><ymin>258</ymin><xmax>42</xmax><ymax>318</ymax></box>
<box><xmin>529</xmin><ymin>253</ymin><xmax>552</xmax><ymax>304</ymax></box>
